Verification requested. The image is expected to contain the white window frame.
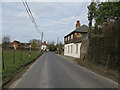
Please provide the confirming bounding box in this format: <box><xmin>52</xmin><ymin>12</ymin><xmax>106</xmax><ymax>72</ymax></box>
<box><xmin>76</xmin><ymin>44</ymin><xmax>78</xmax><ymax>54</ymax></box>
<box><xmin>68</xmin><ymin>36</ymin><xmax>70</xmax><ymax>40</ymax></box>
<box><xmin>71</xmin><ymin>45</ymin><xmax>73</xmax><ymax>53</ymax></box>
<box><xmin>71</xmin><ymin>34</ymin><xmax>73</xmax><ymax>39</ymax></box>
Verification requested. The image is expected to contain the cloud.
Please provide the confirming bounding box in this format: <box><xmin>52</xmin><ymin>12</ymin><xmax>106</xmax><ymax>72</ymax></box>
<box><xmin>2</xmin><ymin>2</ymin><xmax>90</xmax><ymax>43</ymax></box>
<box><xmin>16</xmin><ymin>11</ymin><xmax>38</xmax><ymax>19</ymax></box>
<box><xmin>16</xmin><ymin>11</ymin><xmax>28</xmax><ymax>18</ymax></box>
<box><xmin>2</xmin><ymin>0</ymin><xmax>91</xmax><ymax>2</ymax></box>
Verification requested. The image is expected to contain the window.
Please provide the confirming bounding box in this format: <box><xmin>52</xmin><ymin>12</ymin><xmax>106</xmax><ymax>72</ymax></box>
<box><xmin>66</xmin><ymin>37</ymin><xmax>67</xmax><ymax>41</ymax></box>
<box><xmin>71</xmin><ymin>45</ymin><xmax>73</xmax><ymax>53</ymax></box>
<box><xmin>76</xmin><ymin>44</ymin><xmax>78</xmax><ymax>54</ymax></box>
<box><xmin>68</xmin><ymin>36</ymin><xmax>70</xmax><ymax>40</ymax></box>
<box><xmin>71</xmin><ymin>34</ymin><xmax>73</xmax><ymax>39</ymax></box>
<box><xmin>68</xmin><ymin>46</ymin><xmax>70</xmax><ymax>53</ymax></box>
<box><xmin>65</xmin><ymin>47</ymin><xmax>67</xmax><ymax>53</ymax></box>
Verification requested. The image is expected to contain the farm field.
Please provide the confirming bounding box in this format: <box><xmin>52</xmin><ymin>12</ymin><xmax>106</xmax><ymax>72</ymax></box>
<box><xmin>0</xmin><ymin>48</ymin><xmax>2</xmax><ymax>87</ymax></box>
<box><xmin>2</xmin><ymin>49</ymin><xmax>43</xmax><ymax>84</ymax></box>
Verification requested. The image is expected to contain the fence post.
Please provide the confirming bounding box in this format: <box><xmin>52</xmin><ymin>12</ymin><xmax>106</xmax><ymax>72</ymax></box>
<box><xmin>29</xmin><ymin>45</ymin><xmax>31</xmax><ymax>60</ymax></box>
<box><xmin>21</xmin><ymin>47</ymin><xmax>22</xmax><ymax>61</ymax></box>
<box><xmin>2</xmin><ymin>48</ymin><xmax>5</xmax><ymax>70</ymax></box>
<box><xmin>13</xmin><ymin>49</ymin><xmax>15</xmax><ymax>64</ymax></box>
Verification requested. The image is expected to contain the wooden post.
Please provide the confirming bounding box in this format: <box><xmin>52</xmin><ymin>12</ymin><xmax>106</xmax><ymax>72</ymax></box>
<box><xmin>2</xmin><ymin>48</ymin><xmax>5</xmax><ymax>70</ymax></box>
<box><xmin>13</xmin><ymin>45</ymin><xmax>16</xmax><ymax>64</ymax></box>
<box><xmin>40</xmin><ymin>32</ymin><xmax>43</xmax><ymax>51</ymax></box>
<box><xmin>13</xmin><ymin>49</ymin><xmax>15</xmax><ymax>64</ymax></box>
<box><xmin>106</xmin><ymin>55</ymin><xmax>110</xmax><ymax>69</ymax></box>
<box><xmin>21</xmin><ymin>47</ymin><xmax>22</xmax><ymax>61</ymax></box>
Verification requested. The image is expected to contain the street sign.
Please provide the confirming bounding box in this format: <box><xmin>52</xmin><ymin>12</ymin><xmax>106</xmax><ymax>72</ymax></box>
<box><xmin>29</xmin><ymin>45</ymin><xmax>31</xmax><ymax>48</ymax></box>
<box><xmin>29</xmin><ymin>45</ymin><xmax>31</xmax><ymax>58</ymax></box>
<box><xmin>13</xmin><ymin>45</ymin><xmax>16</xmax><ymax>50</ymax></box>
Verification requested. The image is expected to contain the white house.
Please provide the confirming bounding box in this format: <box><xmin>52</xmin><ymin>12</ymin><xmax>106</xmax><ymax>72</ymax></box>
<box><xmin>64</xmin><ymin>21</ymin><xmax>88</xmax><ymax>58</ymax></box>
<box><xmin>41</xmin><ymin>41</ymin><xmax>47</xmax><ymax>51</ymax></box>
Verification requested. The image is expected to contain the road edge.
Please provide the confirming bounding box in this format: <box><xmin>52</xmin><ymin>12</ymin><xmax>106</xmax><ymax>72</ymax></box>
<box><xmin>56</xmin><ymin>54</ymin><xmax>119</xmax><ymax>86</ymax></box>
<box><xmin>2</xmin><ymin>52</ymin><xmax>44</xmax><ymax>89</ymax></box>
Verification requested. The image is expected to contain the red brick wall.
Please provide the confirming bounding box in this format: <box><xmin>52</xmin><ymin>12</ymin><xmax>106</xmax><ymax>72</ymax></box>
<box><xmin>11</xmin><ymin>42</ymin><xmax>19</xmax><ymax>48</ymax></box>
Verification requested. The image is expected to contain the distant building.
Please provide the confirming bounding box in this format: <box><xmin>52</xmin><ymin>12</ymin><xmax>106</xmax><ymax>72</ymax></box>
<box><xmin>21</xmin><ymin>43</ymin><xmax>31</xmax><ymax>48</ymax></box>
<box><xmin>41</xmin><ymin>41</ymin><xmax>47</xmax><ymax>51</ymax></box>
<box><xmin>11</xmin><ymin>40</ymin><xmax>21</xmax><ymax>48</ymax></box>
<box><xmin>11</xmin><ymin>40</ymin><xmax>31</xmax><ymax>49</ymax></box>
<box><xmin>64</xmin><ymin>21</ymin><xmax>88</xmax><ymax>58</ymax></box>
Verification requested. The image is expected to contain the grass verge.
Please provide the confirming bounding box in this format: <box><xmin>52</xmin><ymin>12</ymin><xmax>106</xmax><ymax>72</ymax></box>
<box><xmin>74</xmin><ymin>59</ymin><xmax>118</xmax><ymax>83</ymax></box>
<box><xmin>2</xmin><ymin>49</ymin><xmax>43</xmax><ymax>86</ymax></box>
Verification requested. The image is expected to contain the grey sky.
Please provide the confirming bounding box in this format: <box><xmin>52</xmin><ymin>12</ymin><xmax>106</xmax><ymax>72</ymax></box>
<box><xmin>2</xmin><ymin>2</ymin><xmax>91</xmax><ymax>44</ymax></box>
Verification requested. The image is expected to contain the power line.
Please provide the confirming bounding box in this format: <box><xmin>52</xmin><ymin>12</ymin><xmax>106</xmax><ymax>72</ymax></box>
<box><xmin>22</xmin><ymin>0</ymin><xmax>41</xmax><ymax>34</ymax></box>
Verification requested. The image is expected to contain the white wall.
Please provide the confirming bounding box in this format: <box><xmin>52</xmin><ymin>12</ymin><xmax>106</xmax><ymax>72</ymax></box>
<box><xmin>41</xmin><ymin>45</ymin><xmax>47</xmax><ymax>50</ymax></box>
<box><xmin>64</xmin><ymin>43</ymin><xmax>82</xmax><ymax>58</ymax></box>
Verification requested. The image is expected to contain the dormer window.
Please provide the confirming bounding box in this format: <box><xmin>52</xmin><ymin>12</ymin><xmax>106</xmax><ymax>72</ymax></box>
<box><xmin>68</xmin><ymin>36</ymin><xmax>70</xmax><ymax>40</ymax></box>
<box><xmin>71</xmin><ymin>34</ymin><xmax>73</xmax><ymax>39</ymax></box>
<box><xmin>66</xmin><ymin>37</ymin><xmax>67</xmax><ymax>41</ymax></box>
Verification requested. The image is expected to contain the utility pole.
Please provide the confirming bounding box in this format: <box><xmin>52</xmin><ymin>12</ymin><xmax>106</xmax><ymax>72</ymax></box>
<box><xmin>57</xmin><ymin>37</ymin><xmax>59</xmax><ymax>54</ymax></box>
<box><xmin>57</xmin><ymin>37</ymin><xmax>59</xmax><ymax>45</ymax></box>
<box><xmin>40</xmin><ymin>32</ymin><xmax>43</xmax><ymax>51</ymax></box>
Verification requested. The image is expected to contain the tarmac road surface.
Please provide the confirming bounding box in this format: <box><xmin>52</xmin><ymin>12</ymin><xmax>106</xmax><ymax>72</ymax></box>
<box><xmin>11</xmin><ymin>52</ymin><xmax>118</xmax><ymax>88</ymax></box>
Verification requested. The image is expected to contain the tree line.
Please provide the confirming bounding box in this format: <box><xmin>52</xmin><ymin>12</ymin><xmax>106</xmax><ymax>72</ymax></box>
<box><xmin>87</xmin><ymin>1</ymin><xmax>120</xmax><ymax>71</ymax></box>
<box><xmin>2</xmin><ymin>36</ymin><xmax>64</xmax><ymax>52</ymax></box>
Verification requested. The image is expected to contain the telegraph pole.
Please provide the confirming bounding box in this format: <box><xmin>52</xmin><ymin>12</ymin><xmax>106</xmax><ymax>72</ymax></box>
<box><xmin>57</xmin><ymin>37</ymin><xmax>59</xmax><ymax>45</ymax></box>
<box><xmin>40</xmin><ymin>32</ymin><xmax>43</xmax><ymax>51</ymax></box>
<box><xmin>57</xmin><ymin>37</ymin><xmax>59</xmax><ymax>54</ymax></box>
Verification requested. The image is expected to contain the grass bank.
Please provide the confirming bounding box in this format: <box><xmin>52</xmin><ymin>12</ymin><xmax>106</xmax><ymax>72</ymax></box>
<box><xmin>2</xmin><ymin>49</ymin><xmax>43</xmax><ymax>85</ymax></box>
<box><xmin>74</xmin><ymin>59</ymin><xmax>118</xmax><ymax>83</ymax></box>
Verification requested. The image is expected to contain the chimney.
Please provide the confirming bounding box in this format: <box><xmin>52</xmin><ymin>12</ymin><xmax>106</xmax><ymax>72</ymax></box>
<box><xmin>76</xmin><ymin>20</ymin><xmax>80</xmax><ymax>29</ymax></box>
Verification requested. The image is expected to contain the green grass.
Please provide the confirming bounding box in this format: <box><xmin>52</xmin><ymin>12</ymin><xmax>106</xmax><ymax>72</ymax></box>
<box><xmin>0</xmin><ymin>48</ymin><xmax>2</xmax><ymax>87</ymax></box>
<box><xmin>2</xmin><ymin>49</ymin><xmax>43</xmax><ymax>84</ymax></box>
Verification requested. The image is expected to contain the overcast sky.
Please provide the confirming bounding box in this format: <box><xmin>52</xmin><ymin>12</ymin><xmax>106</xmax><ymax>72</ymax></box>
<box><xmin>2</xmin><ymin>2</ymin><xmax>91</xmax><ymax>44</ymax></box>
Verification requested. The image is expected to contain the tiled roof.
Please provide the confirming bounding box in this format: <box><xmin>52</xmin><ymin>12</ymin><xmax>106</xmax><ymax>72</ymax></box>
<box><xmin>64</xmin><ymin>25</ymin><xmax>88</xmax><ymax>37</ymax></box>
<box><xmin>13</xmin><ymin>40</ymin><xmax>20</xmax><ymax>43</ymax></box>
<box><xmin>42</xmin><ymin>42</ymin><xmax>47</xmax><ymax>45</ymax></box>
<box><xmin>75</xmin><ymin>25</ymin><xmax>88</xmax><ymax>33</ymax></box>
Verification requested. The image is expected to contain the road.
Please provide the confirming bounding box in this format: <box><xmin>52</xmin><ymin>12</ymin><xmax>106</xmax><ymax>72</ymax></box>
<box><xmin>11</xmin><ymin>52</ymin><xmax>118</xmax><ymax>88</ymax></box>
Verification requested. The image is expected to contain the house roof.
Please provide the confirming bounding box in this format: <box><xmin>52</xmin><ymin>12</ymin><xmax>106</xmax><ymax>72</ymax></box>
<box><xmin>42</xmin><ymin>42</ymin><xmax>47</xmax><ymax>45</ymax></box>
<box><xmin>21</xmin><ymin>43</ymin><xmax>31</xmax><ymax>45</ymax></box>
<box><xmin>13</xmin><ymin>40</ymin><xmax>20</xmax><ymax>43</ymax></box>
<box><xmin>64</xmin><ymin>25</ymin><xmax>88</xmax><ymax>38</ymax></box>
<box><xmin>75</xmin><ymin>25</ymin><xmax>88</xmax><ymax>32</ymax></box>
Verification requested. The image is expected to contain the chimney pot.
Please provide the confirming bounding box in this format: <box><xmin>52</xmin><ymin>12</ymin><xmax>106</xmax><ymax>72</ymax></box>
<box><xmin>76</xmin><ymin>20</ymin><xmax>80</xmax><ymax>29</ymax></box>
<box><xmin>77</xmin><ymin>21</ymin><xmax>79</xmax><ymax>23</ymax></box>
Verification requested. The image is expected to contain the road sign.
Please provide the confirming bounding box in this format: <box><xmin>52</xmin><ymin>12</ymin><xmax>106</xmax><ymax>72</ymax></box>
<box><xmin>29</xmin><ymin>45</ymin><xmax>31</xmax><ymax>48</ymax></box>
<box><xmin>13</xmin><ymin>45</ymin><xmax>16</xmax><ymax>50</ymax></box>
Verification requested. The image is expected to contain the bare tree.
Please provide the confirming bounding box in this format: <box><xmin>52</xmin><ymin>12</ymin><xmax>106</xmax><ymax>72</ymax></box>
<box><xmin>47</xmin><ymin>41</ymin><xmax>55</xmax><ymax>45</ymax></box>
<box><xmin>29</xmin><ymin>39</ymin><xmax>41</xmax><ymax>46</ymax></box>
<box><xmin>47</xmin><ymin>41</ymin><xmax>56</xmax><ymax>51</ymax></box>
<box><xmin>2</xmin><ymin>36</ymin><xmax>10</xmax><ymax>48</ymax></box>
<box><xmin>2</xmin><ymin>36</ymin><xmax>10</xmax><ymax>43</ymax></box>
